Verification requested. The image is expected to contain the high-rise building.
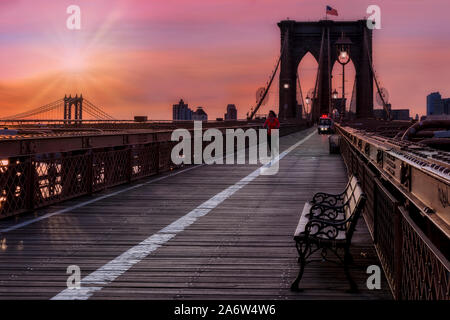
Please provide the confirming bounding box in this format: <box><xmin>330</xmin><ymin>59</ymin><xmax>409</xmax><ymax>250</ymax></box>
<box><xmin>173</xmin><ymin>99</ymin><xmax>193</xmax><ymax>120</ymax></box>
<box><xmin>373</xmin><ymin>108</ymin><xmax>385</xmax><ymax>119</ymax></box>
<box><xmin>427</xmin><ymin>92</ymin><xmax>444</xmax><ymax>115</ymax></box>
<box><xmin>224</xmin><ymin>104</ymin><xmax>237</xmax><ymax>120</ymax></box>
<box><xmin>192</xmin><ymin>107</ymin><xmax>208</xmax><ymax>121</ymax></box>
<box><xmin>442</xmin><ymin>98</ymin><xmax>450</xmax><ymax>115</ymax></box>
<box><xmin>391</xmin><ymin>109</ymin><xmax>410</xmax><ymax>120</ymax></box>
<box><xmin>373</xmin><ymin>103</ymin><xmax>391</xmax><ymax>120</ymax></box>
<box><xmin>373</xmin><ymin>105</ymin><xmax>410</xmax><ymax>120</ymax></box>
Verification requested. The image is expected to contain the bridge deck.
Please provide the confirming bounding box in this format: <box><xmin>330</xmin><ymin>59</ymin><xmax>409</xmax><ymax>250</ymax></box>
<box><xmin>0</xmin><ymin>128</ymin><xmax>391</xmax><ymax>300</ymax></box>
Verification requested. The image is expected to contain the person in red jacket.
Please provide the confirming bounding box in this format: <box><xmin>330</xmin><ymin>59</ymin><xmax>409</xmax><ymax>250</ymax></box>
<box><xmin>263</xmin><ymin>110</ymin><xmax>280</xmax><ymax>152</ymax></box>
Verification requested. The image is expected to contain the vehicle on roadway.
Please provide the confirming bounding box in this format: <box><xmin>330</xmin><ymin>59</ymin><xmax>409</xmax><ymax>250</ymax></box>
<box><xmin>318</xmin><ymin>115</ymin><xmax>334</xmax><ymax>134</ymax></box>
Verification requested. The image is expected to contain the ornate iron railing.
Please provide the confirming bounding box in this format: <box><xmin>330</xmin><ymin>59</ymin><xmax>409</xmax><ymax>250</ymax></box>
<box><xmin>339</xmin><ymin>133</ymin><xmax>449</xmax><ymax>300</ymax></box>
<box><xmin>0</xmin><ymin>124</ymin><xmax>308</xmax><ymax>219</ymax></box>
<box><xmin>0</xmin><ymin>141</ymin><xmax>178</xmax><ymax>219</ymax></box>
<box><xmin>400</xmin><ymin>206</ymin><xmax>450</xmax><ymax>300</ymax></box>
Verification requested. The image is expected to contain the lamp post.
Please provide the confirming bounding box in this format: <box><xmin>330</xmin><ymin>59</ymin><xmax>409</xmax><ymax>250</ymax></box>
<box><xmin>335</xmin><ymin>33</ymin><xmax>352</xmax><ymax>118</ymax></box>
<box><xmin>331</xmin><ymin>89</ymin><xmax>339</xmax><ymax>119</ymax></box>
<box><xmin>305</xmin><ymin>95</ymin><xmax>311</xmax><ymax>120</ymax></box>
<box><xmin>332</xmin><ymin>89</ymin><xmax>338</xmax><ymax>100</ymax></box>
<box><xmin>282</xmin><ymin>83</ymin><xmax>290</xmax><ymax>119</ymax></box>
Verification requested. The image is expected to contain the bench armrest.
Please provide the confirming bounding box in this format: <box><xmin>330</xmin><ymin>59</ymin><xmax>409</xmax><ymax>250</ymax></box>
<box><xmin>312</xmin><ymin>191</ymin><xmax>345</xmax><ymax>206</ymax></box>
<box><xmin>308</xmin><ymin>203</ymin><xmax>346</xmax><ymax>220</ymax></box>
<box><xmin>304</xmin><ymin>217</ymin><xmax>349</xmax><ymax>240</ymax></box>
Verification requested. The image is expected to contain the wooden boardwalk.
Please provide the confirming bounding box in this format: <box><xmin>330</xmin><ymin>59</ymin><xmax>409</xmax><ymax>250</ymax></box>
<box><xmin>0</xmin><ymin>128</ymin><xmax>391</xmax><ymax>300</ymax></box>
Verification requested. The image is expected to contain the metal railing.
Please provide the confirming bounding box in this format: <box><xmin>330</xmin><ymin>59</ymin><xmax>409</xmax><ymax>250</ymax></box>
<box><xmin>339</xmin><ymin>134</ymin><xmax>449</xmax><ymax>300</ymax></box>
<box><xmin>0</xmin><ymin>141</ymin><xmax>175</xmax><ymax>219</ymax></box>
<box><xmin>0</xmin><ymin>123</ymin><xmax>308</xmax><ymax>219</ymax></box>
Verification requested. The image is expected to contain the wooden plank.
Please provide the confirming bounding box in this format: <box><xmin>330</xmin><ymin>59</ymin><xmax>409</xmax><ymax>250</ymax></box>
<box><xmin>0</xmin><ymin>129</ymin><xmax>391</xmax><ymax>300</ymax></box>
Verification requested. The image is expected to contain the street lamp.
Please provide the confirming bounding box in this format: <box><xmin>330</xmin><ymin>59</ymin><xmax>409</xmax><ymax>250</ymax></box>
<box><xmin>332</xmin><ymin>89</ymin><xmax>338</xmax><ymax>100</ymax></box>
<box><xmin>339</xmin><ymin>50</ymin><xmax>349</xmax><ymax>63</ymax></box>
<box><xmin>305</xmin><ymin>95</ymin><xmax>311</xmax><ymax>120</ymax></box>
<box><xmin>335</xmin><ymin>33</ymin><xmax>352</xmax><ymax>117</ymax></box>
<box><xmin>283</xmin><ymin>83</ymin><xmax>290</xmax><ymax>89</ymax></box>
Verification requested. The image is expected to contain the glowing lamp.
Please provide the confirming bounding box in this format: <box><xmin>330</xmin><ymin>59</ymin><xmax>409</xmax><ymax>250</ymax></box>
<box><xmin>305</xmin><ymin>95</ymin><xmax>311</xmax><ymax>105</ymax></box>
<box><xmin>332</xmin><ymin>89</ymin><xmax>338</xmax><ymax>99</ymax></box>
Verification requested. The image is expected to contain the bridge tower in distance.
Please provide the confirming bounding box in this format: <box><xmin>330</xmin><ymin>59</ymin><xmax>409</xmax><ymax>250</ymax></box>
<box><xmin>278</xmin><ymin>20</ymin><xmax>373</xmax><ymax>122</ymax></box>
<box><xmin>64</xmin><ymin>94</ymin><xmax>83</xmax><ymax>122</ymax></box>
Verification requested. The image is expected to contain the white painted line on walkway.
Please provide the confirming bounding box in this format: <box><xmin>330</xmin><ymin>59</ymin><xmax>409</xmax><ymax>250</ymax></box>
<box><xmin>52</xmin><ymin>130</ymin><xmax>316</xmax><ymax>300</ymax></box>
<box><xmin>0</xmin><ymin>164</ymin><xmax>203</xmax><ymax>234</ymax></box>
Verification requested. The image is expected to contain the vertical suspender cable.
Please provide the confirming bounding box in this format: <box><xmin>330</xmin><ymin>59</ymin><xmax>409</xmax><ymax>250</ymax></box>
<box><xmin>349</xmin><ymin>77</ymin><xmax>356</xmax><ymax>114</ymax></box>
<box><xmin>248</xmin><ymin>29</ymin><xmax>288</xmax><ymax>120</ymax></box>
<box><xmin>364</xmin><ymin>28</ymin><xmax>390</xmax><ymax>119</ymax></box>
<box><xmin>297</xmin><ymin>72</ymin><xmax>306</xmax><ymax>119</ymax></box>
<box><xmin>312</xmin><ymin>28</ymin><xmax>325</xmax><ymax>121</ymax></box>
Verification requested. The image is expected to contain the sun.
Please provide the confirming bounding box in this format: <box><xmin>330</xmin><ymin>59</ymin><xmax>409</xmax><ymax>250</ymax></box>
<box><xmin>61</xmin><ymin>49</ymin><xmax>88</xmax><ymax>73</ymax></box>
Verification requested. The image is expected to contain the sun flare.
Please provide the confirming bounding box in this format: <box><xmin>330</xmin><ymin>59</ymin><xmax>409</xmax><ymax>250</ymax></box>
<box><xmin>60</xmin><ymin>49</ymin><xmax>88</xmax><ymax>73</ymax></box>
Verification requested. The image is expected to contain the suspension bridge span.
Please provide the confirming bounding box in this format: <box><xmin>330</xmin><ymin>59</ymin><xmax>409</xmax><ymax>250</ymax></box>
<box><xmin>0</xmin><ymin>19</ymin><xmax>448</xmax><ymax>300</ymax></box>
<box><xmin>0</xmin><ymin>95</ymin><xmax>115</xmax><ymax>122</ymax></box>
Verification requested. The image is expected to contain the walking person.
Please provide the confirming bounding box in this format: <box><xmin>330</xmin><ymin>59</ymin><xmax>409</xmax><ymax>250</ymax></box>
<box><xmin>263</xmin><ymin>110</ymin><xmax>280</xmax><ymax>153</ymax></box>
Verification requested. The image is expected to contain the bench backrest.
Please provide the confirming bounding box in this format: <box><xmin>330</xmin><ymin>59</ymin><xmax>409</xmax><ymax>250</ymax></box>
<box><xmin>343</xmin><ymin>175</ymin><xmax>358</xmax><ymax>204</ymax></box>
<box><xmin>344</xmin><ymin>183</ymin><xmax>366</xmax><ymax>240</ymax></box>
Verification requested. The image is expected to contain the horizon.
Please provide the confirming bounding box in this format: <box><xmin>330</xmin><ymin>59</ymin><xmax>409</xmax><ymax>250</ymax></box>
<box><xmin>1</xmin><ymin>0</ymin><xmax>450</xmax><ymax>120</ymax></box>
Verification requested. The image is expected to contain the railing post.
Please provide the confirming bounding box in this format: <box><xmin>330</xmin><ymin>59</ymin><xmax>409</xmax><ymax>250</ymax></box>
<box><xmin>87</xmin><ymin>151</ymin><xmax>93</xmax><ymax>195</ymax></box>
<box><xmin>373</xmin><ymin>184</ymin><xmax>378</xmax><ymax>244</ymax></box>
<box><xmin>127</xmin><ymin>146</ymin><xmax>133</xmax><ymax>183</ymax></box>
<box><xmin>26</xmin><ymin>156</ymin><xmax>35</xmax><ymax>211</ymax></box>
<box><xmin>153</xmin><ymin>133</ymin><xmax>160</xmax><ymax>174</ymax></box>
<box><xmin>155</xmin><ymin>142</ymin><xmax>160</xmax><ymax>174</ymax></box>
<box><xmin>394</xmin><ymin>206</ymin><xmax>403</xmax><ymax>300</ymax></box>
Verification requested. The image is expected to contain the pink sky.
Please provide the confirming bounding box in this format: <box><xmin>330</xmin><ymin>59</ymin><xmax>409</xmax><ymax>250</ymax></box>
<box><xmin>1</xmin><ymin>0</ymin><xmax>450</xmax><ymax>119</ymax></box>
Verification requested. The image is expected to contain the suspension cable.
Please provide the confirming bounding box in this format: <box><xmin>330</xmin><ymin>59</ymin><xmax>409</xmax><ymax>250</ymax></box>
<box><xmin>311</xmin><ymin>28</ymin><xmax>325</xmax><ymax>120</ymax></box>
<box><xmin>0</xmin><ymin>99</ymin><xmax>63</xmax><ymax>120</ymax></box>
<box><xmin>297</xmin><ymin>72</ymin><xmax>307</xmax><ymax>119</ymax></box>
<box><xmin>247</xmin><ymin>30</ymin><xmax>289</xmax><ymax>120</ymax></box>
<box><xmin>364</xmin><ymin>28</ymin><xmax>390</xmax><ymax>119</ymax></box>
<box><xmin>349</xmin><ymin>78</ymin><xmax>357</xmax><ymax>114</ymax></box>
<box><xmin>84</xmin><ymin>99</ymin><xmax>115</xmax><ymax>120</ymax></box>
<box><xmin>0</xmin><ymin>97</ymin><xmax>115</xmax><ymax>121</ymax></box>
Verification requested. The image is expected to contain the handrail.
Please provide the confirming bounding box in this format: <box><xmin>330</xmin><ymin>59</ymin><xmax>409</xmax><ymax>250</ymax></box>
<box><xmin>338</xmin><ymin>128</ymin><xmax>449</xmax><ymax>300</ymax></box>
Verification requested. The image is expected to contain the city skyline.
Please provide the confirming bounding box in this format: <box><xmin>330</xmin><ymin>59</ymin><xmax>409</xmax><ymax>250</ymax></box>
<box><xmin>1</xmin><ymin>0</ymin><xmax>450</xmax><ymax>119</ymax></box>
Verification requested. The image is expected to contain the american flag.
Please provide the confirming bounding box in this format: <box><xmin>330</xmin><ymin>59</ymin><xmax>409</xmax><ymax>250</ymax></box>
<box><xmin>326</xmin><ymin>5</ymin><xmax>338</xmax><ymax>16</ymax></box>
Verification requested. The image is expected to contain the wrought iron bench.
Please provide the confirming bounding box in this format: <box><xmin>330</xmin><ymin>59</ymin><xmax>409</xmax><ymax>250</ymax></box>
<box><xmin>311</xmin><ymin>175</ymin><xmax>358</xmax><ymax>206</ymax></box>
<box><xmin>291</xmin><ymin>177</ymin><xmax>366</xmax><ymax>292</ymax></box>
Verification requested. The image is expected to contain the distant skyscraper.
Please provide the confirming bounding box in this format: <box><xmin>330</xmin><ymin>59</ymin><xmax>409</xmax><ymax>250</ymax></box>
<box><xmin>373</xmin><ymin>108</ymin><xmax>385</xmax><ymax>119</ymax></box>
<box><xmin>373</xmin><ymin>103</ymin><xmax>391</xmax><ymax>119</ymax></box>
<box><xmin>224</xmin><ymin>104</ymin><xmax>237</xmax><ymax>120</ymax></box>
<box><xmin>427</xmin><ymin>92</ymin><xmax>443</xmax><ymax>115</ymax></box>
<box><xmin>192</xmin><ymin>107</ymin><xmax>208</xmax><ymax>121</ymax></box>
<box><xmin>391</xmin><ymin>109</ymin><xmax>410</xmax><ymax>120</ymax></box>
<box><xmin>373</xmin><ymin>105</ymin><xmax>410</xmax><ymax>120</ymax></box>
<box><xmin>442</xmin><ymin>98</ymin><xmax>450</xmax><ymax>115</ymax></box>
<box><xmin>173</xmin><ymin>99</ymin><xmax>193</xmax><ymax>120</ymax></box>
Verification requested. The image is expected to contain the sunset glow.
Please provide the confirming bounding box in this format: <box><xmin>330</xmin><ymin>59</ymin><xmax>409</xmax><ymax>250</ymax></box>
<box><xmin>1</xmin><ymin>0</ymin><xmax>450</xmax><ymax>119</ymax></box>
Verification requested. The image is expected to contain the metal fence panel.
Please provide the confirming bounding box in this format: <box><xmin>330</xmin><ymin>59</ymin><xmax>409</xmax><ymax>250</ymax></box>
<box><xmin>400</xmin><ymin>206</ymin><xmax>450</xmax><ymax>300</ymax></box>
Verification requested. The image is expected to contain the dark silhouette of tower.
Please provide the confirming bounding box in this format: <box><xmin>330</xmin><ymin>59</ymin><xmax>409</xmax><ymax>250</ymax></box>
<box><xmin>64</xmin><ymin>94</ymin><xmax>83</xmax><ymax>123</ymax></box>
<box><xmin>278</xmin><ymin>20</ymin><xmax>373</xmax><ymax>121</ymax></box>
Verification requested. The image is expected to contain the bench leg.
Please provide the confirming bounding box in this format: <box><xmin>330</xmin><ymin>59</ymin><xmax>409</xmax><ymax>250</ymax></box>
<box><xmin>291</xmin><ymin>242</ymin><xmax>307</xmax><ymax>292</ymax></box>
<box><xmin>345</xmin><ymin>251</ymin><xmax>354</xmax><ymax>264</ymax></box>
<box><xmin>344</xmin><ymin>248</ymin><xmax>358</xmax><ymax>293</ymax></box>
